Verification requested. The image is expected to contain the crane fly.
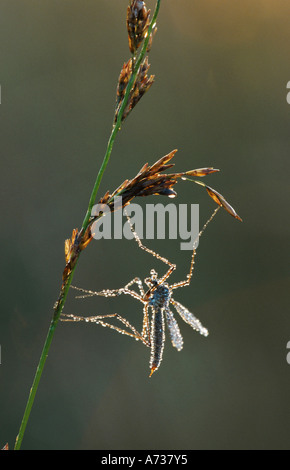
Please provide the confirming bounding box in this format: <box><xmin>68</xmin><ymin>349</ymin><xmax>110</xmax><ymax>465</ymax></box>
<box><xmin>61</xmin><ymin>206</ymin><xmax>220</xmax><ymax>376</ymax></box>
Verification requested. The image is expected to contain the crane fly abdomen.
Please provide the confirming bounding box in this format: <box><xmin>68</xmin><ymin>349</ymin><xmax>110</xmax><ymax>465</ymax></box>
<box><xmin>149</xmin><ymin>307</ymin><xmax>165</xmax><ymax>376</ymax></box>
<box><xmin>148</xmin><ymin>282</ymin><xmax>170</xmax><ymax>376</ymax></box>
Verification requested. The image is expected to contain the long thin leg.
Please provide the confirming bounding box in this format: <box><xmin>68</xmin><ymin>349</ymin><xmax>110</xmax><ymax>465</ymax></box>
<box><xmin>170</xmin><ymin>206</ymin><xmax>220</xmax><ymax>291</ymax></box>
<box><xmin>61</xmin><ymin>313</ymin><xmax>150</xmax><ymax>346</ymax></box>
<box><xmin>127</xmin><ymin>277</ymin><xmax>146</xmax><ymax>297</ymax></box>
<box><xmin>71</xmin><ymin>277</ymin><xmax>146</xmax><ymax>303</ymax></box>
<box><xmin>70</xmin><ymin>285</ymin><xmax>121</xmax><ymax>298</ymax></box>
<box><xmin>124</xmin><ymin>209</ymin><xmax>176</xmax><ymax>286</ymax></box>
<box><xmin>141</xmin><ymin>303</ymin><xmax>150</xmax><ymax>341</ymax></box>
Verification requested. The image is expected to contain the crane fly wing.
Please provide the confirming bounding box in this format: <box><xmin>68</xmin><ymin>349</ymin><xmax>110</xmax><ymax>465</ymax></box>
<box><xmin>171</xmin><ymin>300</ymin><xmax>209</xmax><ymax>337</ymax></box>
<box><xmin>165</xmin><ymin>308</ymin><xmax>183</xmax><ymax>351</ymax></box>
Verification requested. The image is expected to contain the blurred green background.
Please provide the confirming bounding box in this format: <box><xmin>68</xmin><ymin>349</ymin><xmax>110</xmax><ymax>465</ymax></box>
<box><xmin>1</xmin><ymin>0</ymin><xmax>290</xmax><ymax>450</ymax></box>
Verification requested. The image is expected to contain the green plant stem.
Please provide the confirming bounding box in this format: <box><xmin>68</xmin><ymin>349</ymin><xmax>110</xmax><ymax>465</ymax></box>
<box><xmin>14</xmin><ymin>0</ymin><xmax>161</xmax><ymax>450</ymax></box>
<box><xmin>14</xmin><ymin>266</ymin><xmax>76</xmax><ymax>450</ymax></box>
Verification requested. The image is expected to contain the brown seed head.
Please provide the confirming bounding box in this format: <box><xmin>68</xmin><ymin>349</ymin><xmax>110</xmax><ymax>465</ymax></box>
<box><xmin>63</xmin><ymin>149</ymin><xmax>241</xmax><ymax>277</ymax></box>
<box><xmin>119</xmin><ymin>56</ymin><xmax>154</xmax><ymax>122</ymax></box>
<box><xmin>127</xmin><ymin>1</ymin><xmax>151</xmax><ymax>54</ymax></box>
<box><xmin>116</xmin><ymin>59</ymin><xmax>133</xmax><ymax>109</ymax></box>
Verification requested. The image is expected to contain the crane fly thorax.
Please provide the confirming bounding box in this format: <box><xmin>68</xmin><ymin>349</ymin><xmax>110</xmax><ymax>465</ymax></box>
<box><xmin>148</xmin><ymin>282</ymin><xmax>171</xmax><ymax>309</ymax></box>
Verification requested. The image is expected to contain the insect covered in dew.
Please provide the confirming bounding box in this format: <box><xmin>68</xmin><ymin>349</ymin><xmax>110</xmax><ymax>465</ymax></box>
<box><xmin>61</xmin><ymin>206</ymin><xmax>221</xmax><ymax>377</ymax></box>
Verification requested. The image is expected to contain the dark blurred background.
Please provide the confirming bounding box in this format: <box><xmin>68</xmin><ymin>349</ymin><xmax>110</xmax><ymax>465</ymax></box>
<box><xmin>1</xmin><ymin>0</ymin><xmax>290</xmax><ymax>450</ymax></box>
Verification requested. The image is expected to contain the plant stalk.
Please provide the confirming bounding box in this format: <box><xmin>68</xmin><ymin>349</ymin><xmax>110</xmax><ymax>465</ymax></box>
<box><xmin>14</xmin><ymin>0</ymin><xmax>161</xmax><ymax>450</ymax></box>
<box><xmin>14</xmin><ymin>265</ymin><xmax>76</xmax><ymax>450</ymax></box>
